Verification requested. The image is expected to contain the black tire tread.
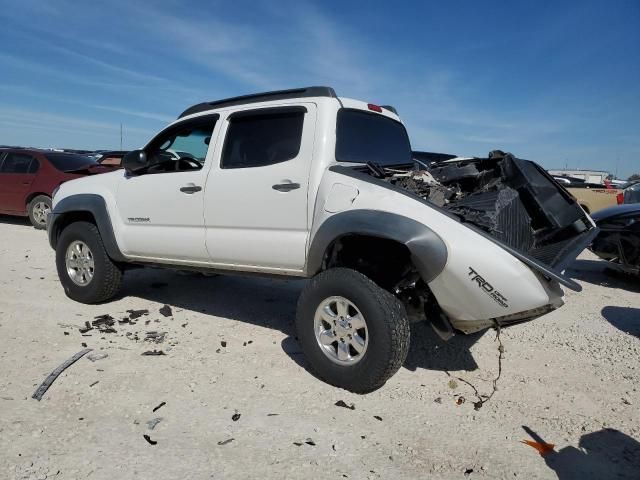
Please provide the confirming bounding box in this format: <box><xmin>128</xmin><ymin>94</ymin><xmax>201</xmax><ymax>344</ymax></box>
<box><xmin>56</xmin><ymin>221</ymin><xmax>122</xmax><ymax>304</ymax></box>
<box><xmin>296</xmin><ymin>268</ymin><xmax>410</xmax><ymax>393</ymax></box>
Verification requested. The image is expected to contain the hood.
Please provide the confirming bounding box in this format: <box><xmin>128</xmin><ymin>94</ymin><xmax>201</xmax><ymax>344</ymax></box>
<box><xmin>591</xmin><ymin>204</ymin><xmax>640</xmax><ymax>223</ymax></box>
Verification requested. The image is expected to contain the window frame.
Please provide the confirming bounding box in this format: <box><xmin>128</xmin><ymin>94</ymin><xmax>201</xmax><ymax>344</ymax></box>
<box><xmin>141</xmin><ymin>113</ymin><xmax>220</xmax><ymax>175</ymax></box>
<box><xmin>0</xmin><ymin>151</ymin><xmax>38</xmax><ymax>175</ymax></box>
<box><xmin>334</xmin><ymin>108</ymin><xmax>412</xmax><ymax>166</ymax></box>
<box><xmin>220</xmin><ymin>106</ymin><xmax>308</xmax><ymax>170</ymax></box>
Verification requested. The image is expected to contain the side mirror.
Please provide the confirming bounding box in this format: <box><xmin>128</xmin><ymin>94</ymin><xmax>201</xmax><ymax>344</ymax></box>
<box><xmin>122</xmin><ymin>150</ymin><xmax>148</xmax><ymax>173</ymax></box>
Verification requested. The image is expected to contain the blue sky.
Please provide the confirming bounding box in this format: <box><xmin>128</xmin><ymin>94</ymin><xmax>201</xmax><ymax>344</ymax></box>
<box><xmin>0</xmin><ymin>0</ymin><xmax>638</xmax><ymax>178</ymax></box>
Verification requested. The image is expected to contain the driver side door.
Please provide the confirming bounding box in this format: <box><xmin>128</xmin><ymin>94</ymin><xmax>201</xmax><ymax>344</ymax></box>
<box><xmin>115</xmin><ymin>114</ymin><xmax>219</xmax><ymax>263</ymax></box>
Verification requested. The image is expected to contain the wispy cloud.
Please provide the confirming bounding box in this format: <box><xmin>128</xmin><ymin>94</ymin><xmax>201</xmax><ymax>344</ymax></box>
<box><xmin>89</xmin><ymin>105</ymin><xmax>174</xmax><ymax>123</ymax></box>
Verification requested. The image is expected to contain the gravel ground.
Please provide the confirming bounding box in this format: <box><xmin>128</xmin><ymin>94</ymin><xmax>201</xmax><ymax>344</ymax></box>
<box><xmin>0</xmin><ymin>217</ymin><xmax>639</xmax><ymax>479</ymax></box>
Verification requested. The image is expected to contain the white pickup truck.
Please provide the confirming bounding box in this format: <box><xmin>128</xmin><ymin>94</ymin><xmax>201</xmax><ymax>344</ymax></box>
<box><xmin>48</xmin><ymin>86</ymin><xmax>596</xmax><ymax>392</ymax></box>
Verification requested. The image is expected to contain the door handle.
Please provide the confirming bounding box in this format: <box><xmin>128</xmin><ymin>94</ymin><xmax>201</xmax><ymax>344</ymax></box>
<box><xmin>180</xmin><ymin>184</ymin><xmax>202</xmax><ymax>194</ymax></box>
<box><xmin>272</xmin><ymin>182</ymin><xmax>300</xmax><ymax>192</ymax></box>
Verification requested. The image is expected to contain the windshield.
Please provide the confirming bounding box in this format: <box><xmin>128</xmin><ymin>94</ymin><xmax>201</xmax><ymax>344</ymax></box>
<box><xmin>45</xmin><ymin>153</ymin><xmax>97</xmax><ymax>172</ymax></box>
<box><xmin>335</xmin><ymin>109</ymin><xmax>412</xmax><ymax>166</ymax></box>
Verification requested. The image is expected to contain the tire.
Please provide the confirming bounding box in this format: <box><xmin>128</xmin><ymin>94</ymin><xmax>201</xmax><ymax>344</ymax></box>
<box><xmin>55</xmin><ymin>221</ymin><xmax>123</xmax><ymax>304</ymax></box>
<box><xmin>296</xmin><ymin>268</ymin><xmax>410</xmax><ymax>393</ymax></box>
<box><xmin>28</xmin><ymin>195</ymin><xmax>52</xmax><ymax>229</ymax></box>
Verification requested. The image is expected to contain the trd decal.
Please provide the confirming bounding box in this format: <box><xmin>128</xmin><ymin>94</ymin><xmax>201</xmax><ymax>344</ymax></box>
<box><xmin>468</xmin><ymin>267</ymin><xmax>509</xmax><ymax>308</ymax></box>
<box><xmin>127</xmin><ymin>217</ymin><xmax>150</xmax><ymax>223</ymax></box>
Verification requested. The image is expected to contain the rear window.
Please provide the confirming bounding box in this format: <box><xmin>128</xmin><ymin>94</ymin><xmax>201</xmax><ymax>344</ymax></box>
<box><xmin>335</xmin><ymin>109</ymin><xmax>412</xmax><ymax>166</ymax></box>
<box><xmin>45</xmin><ymin>153</ymin><xmax>96</xmax><ymax>172</ymax></box>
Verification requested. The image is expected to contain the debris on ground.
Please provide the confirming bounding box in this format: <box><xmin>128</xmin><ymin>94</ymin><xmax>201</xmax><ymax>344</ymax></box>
<box><xmin>32</xmin><ymin>348</ymin><xmax>92</xmax><ymax>401</ymax></box>
<box><xmin>373</xmin><ymin>415</ymin><xmax>383</xmax><ymax>421</ymax></box>
<box><xmin>293</xmin><ymin>438</ymin><xmax>317</xmax><ymax>447</ymax></box>
<box><xmin>152</xmin><ymin>402</ymin><xmax>166</xmax><ymax>412</ymax></box>
<box><xmin>521</xmin><ymin>426</ymin><xmax>556</xmax><ymax>456</ymax></box>
<box><xmin>456</xmin><ymin>396</ymin><xmax>466</xmax><ymax>405</ymax></box>
<box><xmin>217</xmin><ymin>438</ymin><xmax>234</xmax><ymax>446</ymax></box>
<box><xmin>127</xmin><ymin>309</ymin><xmax>149</xmax><ymax>320</ymax></box>
<box><xmin>92</xmin><ymin>315</ymin><xmax>117</xmax><ymax>333</ymax></box>
<box><xmin>464</xmin><ymin>468</ymin><xmax>474</xmax><ymax>476</ymax></box>
<box><xmin>142</xmin><ymin>350</ymin><xmax>166</xmax><ymax>356</ymax></box>
<box><xmin>89</xmin><ymin>381</ymin><xmax>99</xmax><ymax>387</ymax></box>
<box><xmin>434</xmin><ymin>397</ymin><xmax>442</xmax><ymax>404</ymax></box>
<box><xmin>334</xmin><ymin>400</ymin><xmax>355</xmax><ymax>410</ymax></box>
<box><xmin>220</xmin><ymin>341</ymin><xmax>227</xmax><ymax>348</ymax></box>
<box><xmin>521</xmin><ymin>440</ymin><xmax>555</xmax><ymax>456</ymax></box>
<box><xmin>159</xmin><ymin>305</ymin><xmax>173</xmax><ymax>317</ymax></box>
<box><xmin>450</xmin><ymin>325</ymin><xmax>505</xmax><ymax>411</ymax></box>
<box><xmin>144</xmin><ymin>331</ymin><xmax>166</xmax><ymax>343</ymax></box>
<box><xmin>143</xmin><ymin>434</ymin><xmax>157</xmax><ymax>445</ymax></box>
<box><xmin>87</xmin><ymin>352</ymin><xmax>108</xmax><ymax>362</ymax></box>
<box><xmin>146</xmin><ymin>417</ymin><xmax>163</xmax><ymax>430</ymax></box>
<box><xmin>232</xmin><ymin>412</ymin><xmax>241</xmax><ymax>421</ymax></box>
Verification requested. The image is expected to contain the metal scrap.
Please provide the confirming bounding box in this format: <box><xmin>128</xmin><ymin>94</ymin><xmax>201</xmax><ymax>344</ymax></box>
<box><xmin>32</xmin><ymin>348</ymin><xmax>92</xmax><ymax>401</ymax></box>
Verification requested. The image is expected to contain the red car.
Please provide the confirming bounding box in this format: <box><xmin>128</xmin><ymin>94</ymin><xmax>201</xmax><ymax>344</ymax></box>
<box><xmin>0</xmin><ymin>148</ymin><xmax>113</xmax><ymax>229</ymax></box>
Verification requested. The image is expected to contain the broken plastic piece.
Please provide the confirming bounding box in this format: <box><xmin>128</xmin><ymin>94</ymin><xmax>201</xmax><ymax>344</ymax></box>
<box><xmin>334</xmin><ymin>400</ymin><xmax>355</xmax><ymax>410</ymax></box>
<box><xmin>521</xmin><ymin>440</ymin><xmax>555</xmax><ymax>456</ymax></box>
<box><xmin>143</xmin><ymin>434</ymin><xmax>157</xmax><ymax>445</ymax></box>
<box><xmin>32</xmin><ymin>348</ymin><xmax>92</xmax><ymax>401</ymax></box>
<box><xmin>159</xmin><ymin>305</ymin><xmax>173</xmax><ymax>317</ymax></box>
<box><xmin>152</xmin><ymin>401</ymin><xmax>166</xmax><ymax>412</ymax></box>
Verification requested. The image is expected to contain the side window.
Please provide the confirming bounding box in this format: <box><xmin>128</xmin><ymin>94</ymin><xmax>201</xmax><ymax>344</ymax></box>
<box><xmin>28</xmin><ymin>158</ymin><xmax>40</xmax><ymax>173</ymax></box>
<box><xmin>221</xmin><ymin>108</ymin><xmax>305</xmax><ymax>169</ymax></box>
<box><xmin>0</xmin><ymin>153</ymin><xmax>36</xmax><ymax>174</ymax></box>
<box><xmin>145</xmin><ymin>116</ymin><xmax>218</xmax><ymax>174</ymax></box>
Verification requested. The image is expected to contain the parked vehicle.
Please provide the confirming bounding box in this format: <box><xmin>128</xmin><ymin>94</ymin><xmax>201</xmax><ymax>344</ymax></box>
<box><xmin>0</xmin><ymin>148</ymin><xmax>113</xmax><ymax>229</ymax></box>
<box><xmin>47</xmin><ymin>86</ymin><xmax>596</xmax><ymax>392</ymax></box>
<box><xmin>623</xmin><ymin>182</ymin><xmax>640</xmax><ymax>204</ymax></box>
<box><xmin>567</xmin><ymin>184</ymin><xmax>624</xmax><ymax>214</ymax></box>
<box><xmin>590</xmin><ymin>204</ymin><xmax>640</xmax><ymax>275</ymax></box>
<box><xmin>95</xmin><ymin>151</ymin><xmax>128</xmax><ymax>167</ymax></box>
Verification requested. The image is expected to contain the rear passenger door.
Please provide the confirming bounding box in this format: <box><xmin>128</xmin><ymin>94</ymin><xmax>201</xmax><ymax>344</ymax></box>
<box><xmin>204</xmin><ymin>104</ymin><xmax>316</xmax><ymax>273</ymax></box>
<box><xmin>0</xmin><ymin>151</ymin><xmax>38</xmax><ymax>213</ymax></box>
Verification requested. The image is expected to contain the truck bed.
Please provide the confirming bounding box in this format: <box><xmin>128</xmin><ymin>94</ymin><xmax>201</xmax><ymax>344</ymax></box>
<box><xmin>359</xmin><ymin>150</ymin><xmax>597</xmax><ymax>270</ymax></box>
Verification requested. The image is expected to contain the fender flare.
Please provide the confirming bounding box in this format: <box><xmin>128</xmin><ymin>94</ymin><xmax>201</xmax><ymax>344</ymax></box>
<box><xmin>47</xmin><ymin>194</ymin><xmax>126</xmax><ymax>262</ymax></box>
<box><xmin>305</xmin><ymin>210</ymin><xmax>448</xmax><ymax>282</ymax></box>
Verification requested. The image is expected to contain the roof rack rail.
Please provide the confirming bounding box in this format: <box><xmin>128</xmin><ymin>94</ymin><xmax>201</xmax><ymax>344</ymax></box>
<box><xmin>178</xmin><ymin>86</ymin><xmax>337</xmax><ymax>119</ymax></box>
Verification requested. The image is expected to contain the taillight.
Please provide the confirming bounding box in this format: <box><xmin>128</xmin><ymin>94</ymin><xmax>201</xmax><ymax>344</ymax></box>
<box><xmin>616</xmin><ymin>192</ymin><xmax>624</xmax><ymax>204</ymax></box>
<box><xmin>367</xmin><ymin>103</ymin><xmax>383</xmax><ymax>113</ymax></box>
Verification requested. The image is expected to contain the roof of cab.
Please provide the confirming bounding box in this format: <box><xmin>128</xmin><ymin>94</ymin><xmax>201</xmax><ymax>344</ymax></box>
<box><xmin>178</xmin><ymin>86</ymin><xmax>337</xmax><ymax>119</ymax></box>
<box><xmin>177</xmin><ymin>86</ymin><xmax>399</xmax><ymax>120</ymax></box>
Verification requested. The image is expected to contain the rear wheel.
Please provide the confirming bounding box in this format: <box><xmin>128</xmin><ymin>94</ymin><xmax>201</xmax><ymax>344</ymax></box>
<box><xmin>296</xmin><ymin>268</ymin><xmax>410</xmax><ymax>393</ymax></box>
<box><xmin>55</xmin><ymin>221</ymin><xmax>122</xmax><ymax>303</ymax></box>
<box><xmin>28</xmin><ymin>195</ymin><xmax>51</xmax><ymax>229</ymax></box>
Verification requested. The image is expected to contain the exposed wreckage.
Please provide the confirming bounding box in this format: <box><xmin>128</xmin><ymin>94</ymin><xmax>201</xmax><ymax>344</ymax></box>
<box><xmin>366</xmin><ymin>150</ymin><xmax>595</xmax><ymax>270</ymax></box>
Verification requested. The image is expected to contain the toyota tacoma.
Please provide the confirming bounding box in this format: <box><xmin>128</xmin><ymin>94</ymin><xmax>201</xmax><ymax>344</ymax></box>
<box><xmin>47</xmin><ymin>86</ymin><xmax>597</xmax><ymax>392</ymax></box>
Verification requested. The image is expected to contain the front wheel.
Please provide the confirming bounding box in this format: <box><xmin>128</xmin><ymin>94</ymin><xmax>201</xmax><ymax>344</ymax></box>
<box><xmin>28</xmin><ymin>195</ymin><xmax>51</xmax><ymax>229</ymax></box>
<box><xmin>55</xmin><ymin>221</ymin><xmax>123</xmax><ymax>304</ymax></box>
<box><xmin>296</xmin><ymin>268</ymin><xmax>410</xmax><ymax>393</ymax></box>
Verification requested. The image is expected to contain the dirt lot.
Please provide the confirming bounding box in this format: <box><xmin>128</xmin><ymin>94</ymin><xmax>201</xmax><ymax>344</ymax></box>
<box><xmin>0</xmin><ymin>218</ymin><xmax>639</xmax><ymax>480</ymax></box>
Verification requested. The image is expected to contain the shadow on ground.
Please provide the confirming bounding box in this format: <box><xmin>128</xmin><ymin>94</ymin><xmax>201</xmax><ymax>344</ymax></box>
<box><xmin>0</xmin><ymin>215</ymin><xmax>31</xmax><ymax>227</ymax></box>
<box><xmin>121</xmin><ymin>267</ymin><xmax>482</xmax><ymax>375</ymax></box>
<box><xmin>566</xmin><ymin>259</ymin><xmax>640</xmax><ymax>293</ymax></box>
<box><xmin>601</xmin><ymin>306</ymin><xmax>640</xmax><ymax>338</ymax></box>
<box><xmin>522</xmin><ymin>425</ymin><xmax>640</xmax><ymax>479</ymax></box>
